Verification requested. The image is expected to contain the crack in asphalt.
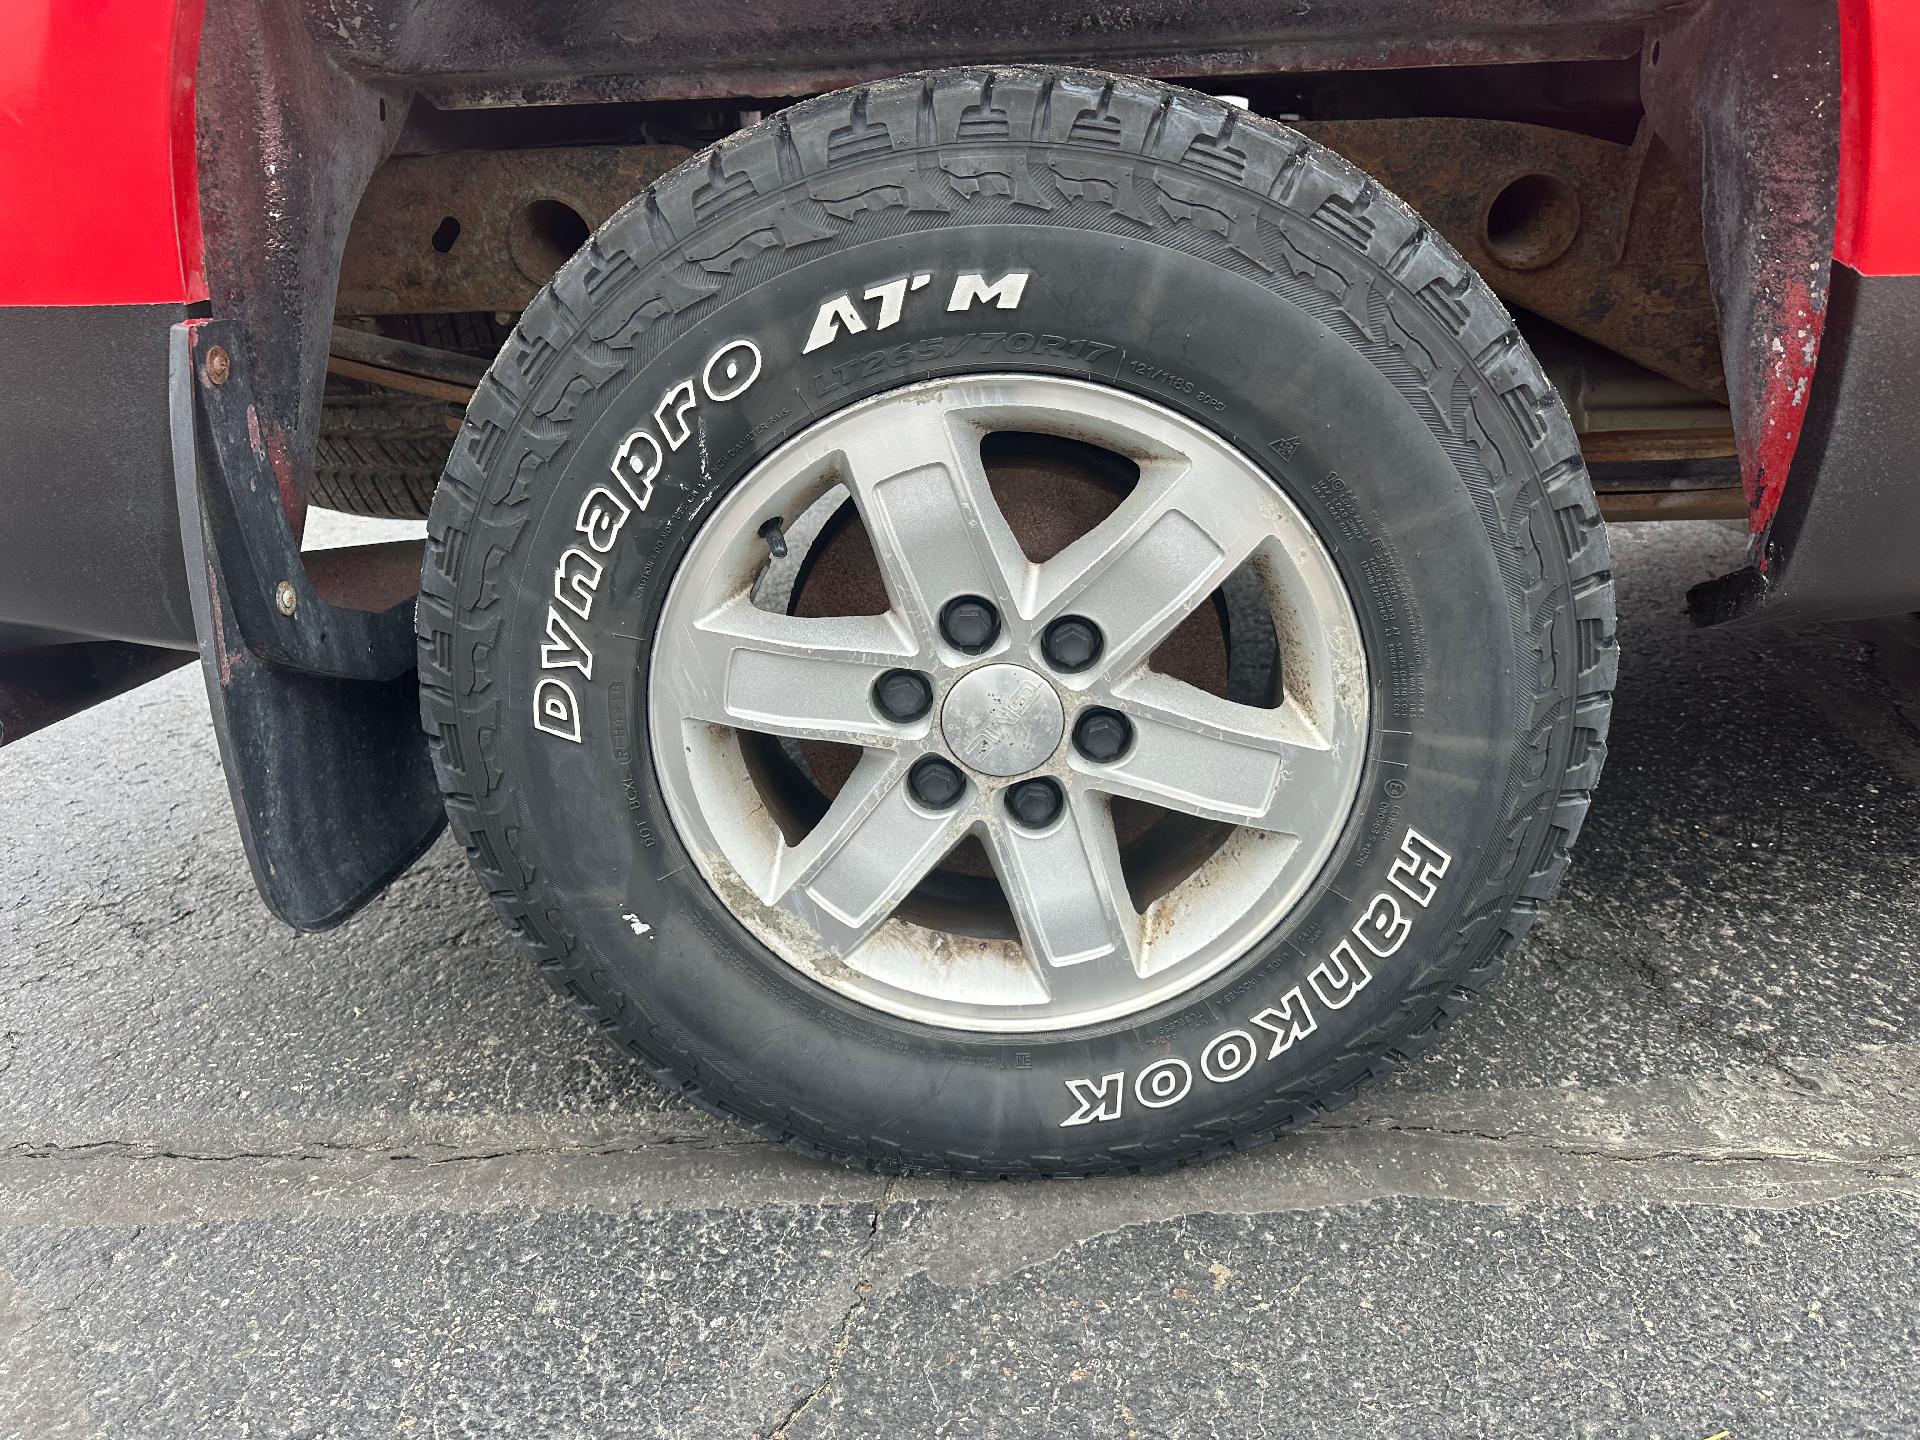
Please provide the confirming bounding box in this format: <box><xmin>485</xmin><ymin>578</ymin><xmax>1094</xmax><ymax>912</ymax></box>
<box><xmin>764</xmin><ymin>1175</ymin><xmax>896</xmax><ymax>1440</ymax></box>
<box><xmin>0</xmin><ymin>1134</ymin><xmax>778</xmax><ymax>1164</ymax></box>
<box><xmin>1</xmin><ymin>1123</ymin><xmax>1916</xmax><ymax>1181</ymax></box>
<box><xmin>1605</xmin><ymin>943</ymin><xmax>1832</xmax><ymax>1096</ymax></box>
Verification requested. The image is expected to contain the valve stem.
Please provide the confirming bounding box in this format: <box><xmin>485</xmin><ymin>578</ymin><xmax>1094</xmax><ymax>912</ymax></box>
<box><xmin>757</xmin><ymin>516</ymin><xmax>789</xmax><ymax>559</ymax></box>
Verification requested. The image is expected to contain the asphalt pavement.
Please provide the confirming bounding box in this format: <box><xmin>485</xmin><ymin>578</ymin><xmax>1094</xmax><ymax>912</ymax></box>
<box><xmin>1</xmin><ymin>518</ymin><xmax>1916</xmax><ymax>1439</ymax></box>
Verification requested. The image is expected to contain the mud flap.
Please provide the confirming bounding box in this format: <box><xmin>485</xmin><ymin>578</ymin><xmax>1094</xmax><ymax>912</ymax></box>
<box><xmin>170</xmin><ymin>319</ymin><xmax>443</xmax><ymax>930</ymax></box>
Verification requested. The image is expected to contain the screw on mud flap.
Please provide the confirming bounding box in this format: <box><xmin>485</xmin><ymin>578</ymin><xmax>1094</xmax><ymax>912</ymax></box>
<box><xmin>908</xmin><ymin>755</ymin><xmax>965</xmax><ymax>810</ymax></box>
<box><xmin>872</xmin><ymin>668</ymin><xmax>933</xmax><ymax>723</ymax></box>
<box><xmin>1041</xmin><ymin>615</ymin><xmax>1102</xmax><ymax>673</ymax></box>
<box><xmin>940</xmin><ymin>595</ymin><xmax>999</xmax><ymax>654</ymax></box>
<box><xmin>274</xmin><ymin>581</ymin><xmax>298</xmax><ymax>617</ymax></box>
<box><xmin>1004</xmin><ymin>777</ymin><xmax>1064</xmax><ymax>829</ymax></box>
<box><xmin>204</xmin><ymin>346</ymin><xmax>231</xmax><ymax>385</ymax></box>
<box><xmin>1073</xmin><ymin>707</ymin><xmax>1133</xmax><ymax>763</ymax></box>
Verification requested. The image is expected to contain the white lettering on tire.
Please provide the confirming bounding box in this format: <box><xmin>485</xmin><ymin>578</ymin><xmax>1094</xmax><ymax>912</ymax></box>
<box><xmin>553</xmin><ymin>547</ymin><xmax>604</xmax><ymax>622</ymax></box>
<box><xmin>1250</xmin><ymin>987</ymin><xmax>1317</xmax><ymax>1059</ymax></box>
<box><xmin>864</xmin><ymin>274</ymin><xmax>932</xmax><ymax>329</ymax></box>
<box><xmin>1135</xmin><ymin>1058</ymin><xmax>1193</xmax><ymax>1109</ymax></box>
<box><xmin>533</xmin><ymin>677</ymin><xmax>582</xmax><ymax>744</ymax></box>
<box><xmin>802</xmin><ymin>269</ymin><xmax>1026</xmax><ymax>354</ymax></box>
<box><xmin>576</xmin><ymin>485</ymin><xmax>633</xmax><ymax>553</ymax></box>
<box><xmin>802</xmin><ymin>293</ymin><xmax>870</xmax><ymax>354</ymax></box>
<box><xmin>1308</xmin><ymin>940</ymin><xmax>1371</xmax><ymax>1010</ymax></box>
<box><xmin>701</xmin><ymin>339</ymin><xmax>762</xmax><ymax>402</ymax></box>
<box><xmin>1060</xmin><ymin>1072</ymin><xmax>1125</xmax><ymax>1127</ymax></box>
<box><xmin>1058</xmin><ymin>827</ymin><xmax>1454</xmax><ymax>1126</ymax></box>
<box><xmin>1200</xmin><ymin>1029</ymin><xmax>1258</xmax><ymax>1084</ymax></box>
<box><xmin>532</xmin><ymin>336</ymin><xmax>765</xmax><ymax>745</ymax></box>
<box><xmin>1353</xmin><ymin>892</ymin><xmax>1412</xmax><ymax>958</ymax></box>
<box><xmin>1388</xmin><ymin>827</ymin><xmax>1451</xmax><ymax>907</ymax></box>
<box><xmin>653</xmin><ymin>379</ymin><xmax>698</xmax><ymax>449</ymax></box>
<box><xmin>947</xmin><ymin>270</ymin><xmax>1030</xmax><ymax>312</ymax></box>
<box><xmin>539</xmin><ymin>609</ymin><xmax>595</xmax><ymax>680</ymax></box>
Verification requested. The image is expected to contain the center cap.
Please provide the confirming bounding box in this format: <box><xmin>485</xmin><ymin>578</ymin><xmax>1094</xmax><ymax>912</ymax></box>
<box><xmin>940</xmin><ymin>664</ymin><xmax>1065</xmax><ymax>777</ymax></box>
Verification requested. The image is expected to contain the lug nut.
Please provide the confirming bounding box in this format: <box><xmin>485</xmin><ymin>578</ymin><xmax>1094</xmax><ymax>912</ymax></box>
<box><xmin>1073</xmin><ymin>707</ymin><xmax>1133</xmax><ymax>763</ymax></box>
<box><xmin>908</xmin><ymin>755</ymin><xmax>965</xmax><ymax>810</ymax></box>
<box><xmin>872</xmin><ymin>668</ymin><xmax>933</xmax><ymax>722</ymax></box>
<box><xmin>1041</xmin><ymin>615</ymin><xmax>1103</xmax><ymax>673</ymax></box>
<box><xmin>940</xmin><ymin>595</ymin><xmax>1000</xmax><ymax>654</ymax></box>
<box><xmin>1004</xmin><ymin>777</ymin><xmax>1064</xmax><ymax>829</ymax></box>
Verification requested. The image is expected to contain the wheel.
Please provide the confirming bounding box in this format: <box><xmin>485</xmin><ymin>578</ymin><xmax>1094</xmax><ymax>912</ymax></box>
<box><xmin>417</xmin><ymin>66</ymin><xmax>1615</xmax><ymax>1175</ymax></box>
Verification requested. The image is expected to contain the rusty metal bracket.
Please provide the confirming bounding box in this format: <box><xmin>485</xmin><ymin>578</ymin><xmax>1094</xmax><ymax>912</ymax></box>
<box><xmin>327</xmin><ymin>324</ymin><xmax>487</xmax><ymax>402</ymax></box>
<box><xmin>170</xmin><ymin>318</ymin><xmax>443</xmax><ymax>930</ymax></box>
<box><xmin>336</xmin><ymin>144</ymin><xmax>691</xmax><ymax>316</ymax></box>
<box><xmin>340</xmin><ymin>125</ymin><xmax>1725</xmax><ymax>414</ymax></box>
<box><xmin>1304</xmin><ymin>118</ymin><xmax>1726</xmax><ymax>401</ymax></box>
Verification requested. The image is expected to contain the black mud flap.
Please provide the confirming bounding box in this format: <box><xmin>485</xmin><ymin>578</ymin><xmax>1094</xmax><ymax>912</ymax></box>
<box><xmin>170</xmin><ymin>319</ymin><xmax>444</xmax><ymax>930</ymax></box>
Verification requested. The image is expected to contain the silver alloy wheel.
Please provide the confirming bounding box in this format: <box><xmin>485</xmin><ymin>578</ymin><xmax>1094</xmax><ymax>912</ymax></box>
<box><xmin>649</xmin><ymin>374</ymin><xmax>1368</xmax><ymax>1032</ymax></box>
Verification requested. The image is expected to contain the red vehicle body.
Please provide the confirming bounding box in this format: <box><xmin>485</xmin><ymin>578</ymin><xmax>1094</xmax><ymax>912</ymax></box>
<box><xmin>0</xmin><ymin>0</ymin><xmax>1914</xmax><ymax>922</ymax></box>
<box><xmin>1835</xmin><ymin>0</ymin><xmax>1920</xmax><ymax>278</ymax></box>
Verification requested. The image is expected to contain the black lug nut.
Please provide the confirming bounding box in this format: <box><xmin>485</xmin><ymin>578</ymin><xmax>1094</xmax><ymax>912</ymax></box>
<box><xmin>872</xmin><ymin>668</ymin><xmax>934</xmax><ymax>723</ymax></box>
<box><xmin>1073</xmin><ymin>707</ymin><xmax>1134</xmax><ymax>763</ymax></box>
<box><xmin>1004</xmin><ymin>777</ymin><xmax>1065</xmax><ymax>829</ymax></box>
<box><xmin>940</xmin><ymin>595</ymin><xmax>1000</xmax><ymax>654</ymax></box>
<box><xmin>908</xmin><ymin>755</ymin><xmax>966</xmax><ymax>810</ymax></box>
<box><xmin>1041</xmin><ymin>615</ymin><xmax>1103</xmax><ymax>673</ymax></box>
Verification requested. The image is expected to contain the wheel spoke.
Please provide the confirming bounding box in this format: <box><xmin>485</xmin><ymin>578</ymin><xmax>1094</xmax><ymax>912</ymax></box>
<box><xmin>987</xmin><ymin>793</ymin><xmax>1142</xmax><ymax>982</ymax></box>
<box><xmin>768</xmin><ymin>751</ymin><xmax>973</xmax><ymax>957</ymax></box>
<box><xmin>670</xmin><ymin>593</ymin><xmax>917</xmax><ymax>745</ymax></box>
<box><xmin>1035</xmin><ymin>461</ymin><xmax>1271</xmax><ymax>678</ymax></box>
<box><xmin>1085</xmin><ymin>671</ymin><xmax>1352</xmax><ymax>835</ymax></box>
<box><xmin>838</xmin><ymin>405</ymin><xmax>1029</xmax><ymax>642</ymax></box>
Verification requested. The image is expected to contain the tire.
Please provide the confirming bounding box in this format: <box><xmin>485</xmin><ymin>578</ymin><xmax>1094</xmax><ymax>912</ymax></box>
<box><xmin>310</xmin><ymin>391</ymin><xmax>457</xmax><ymax>519</ymax></box>
<box><xmin>312</xmin><ymin>315</ymin><xmax>510</xmax><ymax>519</ymax></box>
<box><xmin>417</xmin><ymin>67</ymin><xmax>1615</xmax><ymax>1176</ymax></box>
